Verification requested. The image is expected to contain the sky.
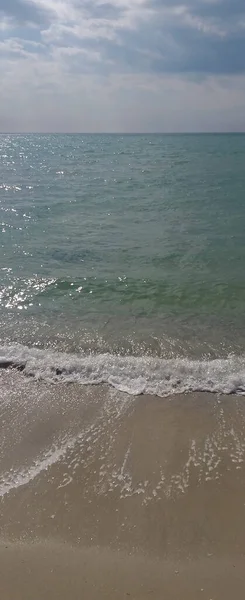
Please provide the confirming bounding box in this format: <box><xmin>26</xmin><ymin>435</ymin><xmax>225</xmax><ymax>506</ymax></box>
<box><xmin>0</xmin><ymin>0</ymin><xmax>245</xmax><ymax>132</ymax></box>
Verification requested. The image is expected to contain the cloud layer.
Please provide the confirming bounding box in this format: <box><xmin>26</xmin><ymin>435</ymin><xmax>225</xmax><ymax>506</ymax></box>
<box><xmin>1</xmin><ymin>0</ymin><xmax>245</xmax><ymax>131</ymax></box>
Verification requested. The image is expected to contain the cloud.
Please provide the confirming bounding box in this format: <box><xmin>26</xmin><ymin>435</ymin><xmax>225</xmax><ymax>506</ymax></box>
<box><xmin>1</xmin><ymin>0</ymin><xmax>243</xmax><ymax>75</ymax></box>
<box><xmin>0</xmin><ymin>0</ymin><xmax>49</xmax><ymax>25</ymax></box>
<box><xmin>0</xmin><ymin>0</ymin><xmax>245</xmax><ymax>131</ymax></box>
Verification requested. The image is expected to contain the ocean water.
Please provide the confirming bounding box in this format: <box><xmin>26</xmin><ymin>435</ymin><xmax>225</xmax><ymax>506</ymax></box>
<box><xmin>1</xmin><ymin>132</ymin><xmax>245</xmax><ymax>397</ymax></box>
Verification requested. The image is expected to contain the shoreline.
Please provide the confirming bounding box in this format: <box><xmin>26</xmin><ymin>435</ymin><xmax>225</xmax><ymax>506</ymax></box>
<box><xmin>1</xmin><ymin>341</ymin><xmax>245</xmax><ymax>396</ymax></box>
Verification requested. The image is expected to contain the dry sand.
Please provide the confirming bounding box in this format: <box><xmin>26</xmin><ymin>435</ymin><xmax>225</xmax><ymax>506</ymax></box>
<box><xmin>1</xmin><ymin>370</ymin><xmax>245</xmax><ymax>598</ymax></box>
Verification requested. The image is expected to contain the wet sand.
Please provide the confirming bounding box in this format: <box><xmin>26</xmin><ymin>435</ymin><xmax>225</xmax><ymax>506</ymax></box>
<box><xmin>1</xmin><ymin>370</ymin><xmax>245</xmax><ymax>598</ymax></box>
<box><xmin>1</xmin><ymin>541</ymin><xmax>245</xmax><ymax>600</ymax></box>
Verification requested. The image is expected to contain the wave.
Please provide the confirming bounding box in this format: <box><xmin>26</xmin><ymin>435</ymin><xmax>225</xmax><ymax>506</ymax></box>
<box><xmin>1</xmin><ymin>343</ymin><xmax>245</xmax><ymax>397</ymax></box>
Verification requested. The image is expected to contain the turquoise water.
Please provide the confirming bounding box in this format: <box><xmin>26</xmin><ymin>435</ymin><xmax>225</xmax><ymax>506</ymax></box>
<box><xmin>1</xmin><ymin>133</ymin><xmax>245</xmax><ymax>395</ymax></box>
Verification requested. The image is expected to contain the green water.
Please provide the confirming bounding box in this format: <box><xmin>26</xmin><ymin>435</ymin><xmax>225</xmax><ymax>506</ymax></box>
<box><xmin>1</xmin><ymin>133</ymin><xmax>245</xmax><ymax>357</ymax></box>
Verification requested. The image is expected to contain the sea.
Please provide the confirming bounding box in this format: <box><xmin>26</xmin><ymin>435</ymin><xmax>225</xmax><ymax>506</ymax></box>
<box><xmin>1</xmin><ymin>132</ymin><xmax>245</xmax><ymax>397</ymax></box>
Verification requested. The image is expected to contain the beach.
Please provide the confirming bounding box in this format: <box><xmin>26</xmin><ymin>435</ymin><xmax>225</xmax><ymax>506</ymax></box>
<box><xmin>1</xmin><ymin>369</ymin><xmax>245</xmax><ymax>598</ymax></box>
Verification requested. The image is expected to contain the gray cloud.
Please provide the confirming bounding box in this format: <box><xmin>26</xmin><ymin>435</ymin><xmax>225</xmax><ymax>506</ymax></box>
<box><xmin>0</xmin><ymin>0</ymin><xmax>49</xmax><ymax>25</ymax></box>
<box><xmin>107</xmin><ymin>0</ymin><xmax>245</xmax><ymax>76</ymax></box>
<box><xmin>1</xmin><ymin>0</ymin><xmax>245</xmax><ymax>77</ymax></box>
<box><xmin>194</xmin><ymin>0</ymin><xmax>245</xmax><ymax>20</ymax></box>
<box><xmin>114</xmin><ymin>22</ymin><xmax>245</xmax><ymax>76</ymax></box>
<box><xmin>81</xmin><ymin>1</ymin><xmax>123</xmax><ymax>20</ymax></box>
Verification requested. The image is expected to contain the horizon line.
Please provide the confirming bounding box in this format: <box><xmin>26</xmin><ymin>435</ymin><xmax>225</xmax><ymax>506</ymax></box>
<box><xmin>1</xmin><ymin>131</ymin><xmax>245</xmax><ymax>135</ymax></box>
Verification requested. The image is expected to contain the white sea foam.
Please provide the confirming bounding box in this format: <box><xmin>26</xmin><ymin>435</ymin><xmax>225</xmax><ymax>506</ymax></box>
<box><xmin>0</xmin><ymin>439</ymin><xmax>75</xmax><ymax>497</ymax></box>
<box><xmin>1</xmin><ymin>343</ymin><xmax>245</xmax><ymax>397</ymax></box>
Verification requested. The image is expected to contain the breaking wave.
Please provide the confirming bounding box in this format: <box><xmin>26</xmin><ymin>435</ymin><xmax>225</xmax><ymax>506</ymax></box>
<box><xmin>1</xmin><ymin>343</ymin><xmax>245</xmax><ymax>397</ymax></box>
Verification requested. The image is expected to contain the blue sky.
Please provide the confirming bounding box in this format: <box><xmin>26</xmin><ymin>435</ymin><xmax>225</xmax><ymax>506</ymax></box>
<box><xmin>0</xmin><ymin>0</ymin><xmax>245</xmax><ymax>131</ymax></box>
